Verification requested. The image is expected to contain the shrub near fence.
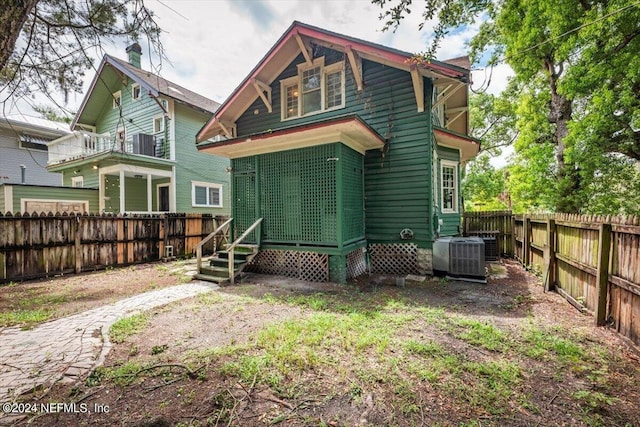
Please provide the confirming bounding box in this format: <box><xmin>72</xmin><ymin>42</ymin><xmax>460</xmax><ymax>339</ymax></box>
<box><xmin>0</xmin><ymin>212</ymin><xmax>227</xmax><ymax>283</ymax></box>
<box><xmin>464</xmin><ymin>211</ymin><xmax>640</xmax><ymax>349</ymax></box>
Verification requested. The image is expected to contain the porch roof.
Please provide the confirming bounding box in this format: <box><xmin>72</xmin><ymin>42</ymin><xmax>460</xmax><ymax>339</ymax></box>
<box><xmin>197</xmin><ymin>115</ymin><xmax>385</xmax><ymax>159</ymax></box>
<box><xmin>433</xmin><ymin>126</ymin><xmax>481</xmax><ymax>163</ymax></box>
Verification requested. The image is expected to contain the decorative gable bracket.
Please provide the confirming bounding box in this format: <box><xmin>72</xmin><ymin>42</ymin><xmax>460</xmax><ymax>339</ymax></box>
<box><xmin>345</xmin><ymin>45</ymin><xmax>363</xmax><ymax>91</ymax></box>
<box><xmin>294</xmin><ymin>31</ymin><xmax>314</xmax><ymax>66</ymax></box>
<box><xmin>445</xmin><ymin>106</ymin><xmax>468</xmax><ymax>128</ymax></box>
<box><xmin>410</xmin><ymin>66</ymin><xmax>424</xmax><ymax>112</ymax></box>
<box><xmin>252</xmin><ymin>78</ymin><xmax>272</xmax><ymax>113</ymax></box>
<box><xmin>432</xmin><ymin>82</ymin><xmax>464</xmax><ymax>111</ymax></box>
<box><xmin>218</xmin><ymin>119</ymin><xmax>237</xmax><ymax>139</ymax></box>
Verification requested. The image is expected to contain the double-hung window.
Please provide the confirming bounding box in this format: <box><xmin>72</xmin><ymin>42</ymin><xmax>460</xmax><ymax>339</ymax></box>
<box><xmin>192</xmin><ymin>181</ymin><xmax>223</xmax><ymax>208</ymax></box>
<box><xmin>440</xmin><ymin>160</ymin><xmax>459</xmax><ymax>213</ymax></box>
<box><xmin>281</xmin><ymin>57</ymin><xmax>345</xmax><ymax>120</ymax></box>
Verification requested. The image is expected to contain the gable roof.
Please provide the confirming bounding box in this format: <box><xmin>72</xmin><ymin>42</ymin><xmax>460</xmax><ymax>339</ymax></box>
<box><xmin>197</xmin><ymin>21</ymin><xmax>470</xmax><ymax>142</ymax></box>
<box><xmin>72</xmin><ymin>55</ymin><xmax>220</xmax><ymax>129</ymax></box>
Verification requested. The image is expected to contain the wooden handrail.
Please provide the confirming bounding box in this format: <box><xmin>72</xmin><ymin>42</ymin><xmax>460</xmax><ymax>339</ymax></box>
<box><xmin>226</xmin><ymin>217</ymin><xmax>263</xmax><ymax>252</ymax></box>
<box><xmin>195</xmin><ymin>217</ymin><xmax>233</xmax><ymax>252</ymax></box>
<box><xmin>227</xmin><ymin>217</ymin><xmax>263</xmax><ymax>284</ymax></box>
<box><xmin>195</xmin><ymin>217</ymin><xmax>233</xmax><ymax>272</ymax></box>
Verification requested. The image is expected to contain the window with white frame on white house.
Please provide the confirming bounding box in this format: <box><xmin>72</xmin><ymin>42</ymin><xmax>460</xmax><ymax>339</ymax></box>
<box><xmin>441</xmin><ymin>161</ymin><xmax>458</xmax><ymax>213</ymax></box>
<box><xmin>192</xmin><ymin>182</ymin><xmax>222</xmax><ymax>208</ymax></box>
<box><xmin>281</xmin><ymin>58</ymin><xmax>344</xmax><ymax>120</ymax></box>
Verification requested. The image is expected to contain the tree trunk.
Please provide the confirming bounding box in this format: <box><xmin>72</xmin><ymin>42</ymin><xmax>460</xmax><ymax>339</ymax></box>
<box><xmin>545</xmin><ymin>59</ymin><xmax>581</xmax><ymax>213</ymax></box>
<box><xmin>0</xmin><ymin>0</ymin><xmax>39</xmax><ymax>75</ymax></box>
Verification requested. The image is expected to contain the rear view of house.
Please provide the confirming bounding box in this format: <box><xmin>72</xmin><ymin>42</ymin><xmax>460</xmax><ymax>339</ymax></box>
<box><xmin>197</xmin><ymin>22</ymin><xmax>479</xmax><ymax>282</ymax></box>
<box><xmin>46</xmin><ymin>44</ymin><xmax>230</xmax><ymax>215</ymax></box>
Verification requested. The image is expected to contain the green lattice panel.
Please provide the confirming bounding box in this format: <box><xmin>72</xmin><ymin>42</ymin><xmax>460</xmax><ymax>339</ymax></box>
<box><xmin>233</xmin><ymin>171</ymin><xmax>256</xmax><ymax>241</ymax></box>
<box><xmin>259</xmin><ymin>144</ymin><xmax>337</xmax><ymax>244</ymax></box>
<box><xmin>341</xmin><ymin>146</ymin><xmax>364</xmax><ymax>242</ymax></box>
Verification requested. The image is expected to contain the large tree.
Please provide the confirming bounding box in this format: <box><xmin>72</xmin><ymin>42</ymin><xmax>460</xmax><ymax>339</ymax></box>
<box><xmin>0</xmin><ymin>0</ymin><xmax>163</xmax><ymax>106</ymax></box>
<box><xmin>374</xmin><ymin>0</ymin><xmax>640</xmax><ymax>214</ymax></box>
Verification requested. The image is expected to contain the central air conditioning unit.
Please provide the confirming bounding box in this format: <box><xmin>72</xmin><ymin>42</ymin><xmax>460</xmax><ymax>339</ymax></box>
<box><xmin>433</xmin><ymin>236</ymin><xmax>486</xmax><ymax>280</ymax></box>
<box><xmin>132</xmin><ymin>133</ymin><xmax>155</xmax><ymax>156</ymax></box>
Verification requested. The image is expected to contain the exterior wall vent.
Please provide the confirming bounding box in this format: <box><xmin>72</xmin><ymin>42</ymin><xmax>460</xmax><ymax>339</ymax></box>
<box><xmin>433</xmin><ymin>237</ymin><xmax>485</xmax><ymax>278</ymax></box>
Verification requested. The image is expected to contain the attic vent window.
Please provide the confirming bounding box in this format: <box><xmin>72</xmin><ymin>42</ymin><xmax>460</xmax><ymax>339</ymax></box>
<box><xmin>280</xmin><ymin>57</ymin><xmax>345</xmax><ymax>121</ymax></box>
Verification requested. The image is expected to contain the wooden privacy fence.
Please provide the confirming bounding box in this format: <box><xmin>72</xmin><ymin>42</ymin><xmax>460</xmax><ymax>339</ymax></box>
<box><xmin>464</xmin><ymin>211</ymin><xmax>640</xmax><ymax>348</ymax></box>
<box><xmin>463</xmin><ymin>210</ymin><xmax>514</xmax><ymax>256</ymax></box>
<box><xmin>0</xmin><ymin>212</ymin><xmax>228</xmax><ymax>283</ymax></box>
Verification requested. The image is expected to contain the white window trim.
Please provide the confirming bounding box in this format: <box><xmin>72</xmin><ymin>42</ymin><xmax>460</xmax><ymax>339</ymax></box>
<box><xmin>131</xmin><ymin>84</ymin><xmax>141</xmax><ymax>101</ymax></box>
<box><xmin>153</xmin><ymin>115</ymin><xmax>164</xmax><ymax>134</ymax></box>
<box><xmin>440</xmin><ymin>160</ymin><xmax>459</xmax><ymax>214</ymax></box>
<box><xmin>71</xmin><ymin>176</ymin><xmax>84</xmax><ymax>188</ymax></box>
<box><xmin>112</xmin><ymin>91</ymin><xmax>122</xmax><ymax>109</ymax></box>
<box><xmin>280</xmin><ymin>57</ymin><xmax>346</xmax><ymax>121</ymax></box>
<box><xmin>280</xmin><ymin>76</ymin><xmax>299</xmax><ymax>121</ymax></box>
<box><xmin>191</xmin><ymin>181</ymin><xmax>223</xmax><ymax>208</ymax></box>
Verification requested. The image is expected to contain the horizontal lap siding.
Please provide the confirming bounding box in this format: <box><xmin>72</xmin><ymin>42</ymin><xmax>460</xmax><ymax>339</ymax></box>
<box><xmin>235</xmin><ymin>49</ymin><xmax>433</xmax><ymax>247</ymax></box>
<box><xmin>174</xmin><ymin>105</ymin><xmax>230</xmax><ymax>214</ymax></box>
<box><xmin>10</xmin><ymin>185</ymin><xmax>99</xmax><ymax>213</ymax></box>
<box><xmin>0</xmin><ymin>127</ymin><xmax>62</xmax><ymax>186</ymax></box>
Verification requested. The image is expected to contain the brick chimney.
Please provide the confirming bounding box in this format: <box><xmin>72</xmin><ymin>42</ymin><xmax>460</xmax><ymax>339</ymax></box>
<box><xmin>126</xmin><ymin>42</ymin><xmax>142</xmax><ymax>68</ymax></box>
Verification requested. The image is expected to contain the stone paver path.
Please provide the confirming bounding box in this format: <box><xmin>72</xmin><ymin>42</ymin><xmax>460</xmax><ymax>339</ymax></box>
<box><xmin>0</xmin><ymin>281</ymin><xmax>217</xmax><ymax>405</ymax></box>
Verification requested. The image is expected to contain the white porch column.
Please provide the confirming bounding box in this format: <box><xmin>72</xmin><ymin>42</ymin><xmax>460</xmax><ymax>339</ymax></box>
<box><xmin>98</xmin><ymin>172</ymin><xmax>104</xmax><ymax>212</ymax></box>
<box><xmin>119</xmin><ymin>170</ymin><xmax>125</xmax><ymax>213</ymax></box>
<box><xmin>147</xmin><ymin>174</ymin><xmax>152</xmax><ymax>213</ymax></box>
<box><xmin>170</xmin><ymin>166</ymin><xmax>176</xmax><ymax>212</ymax></box>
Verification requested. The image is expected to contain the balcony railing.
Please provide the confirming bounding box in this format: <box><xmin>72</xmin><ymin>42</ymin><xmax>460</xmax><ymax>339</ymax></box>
<box><xmin>47</xmin><ymin>131</ymin><xmax>171</xmax><ymax>165</ymax></box>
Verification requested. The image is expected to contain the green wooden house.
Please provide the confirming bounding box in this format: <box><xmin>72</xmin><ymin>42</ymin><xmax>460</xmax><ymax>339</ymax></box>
<box><xmin>46</xmin><ymin>44</ymin><xmax>230</xmax><ymax>215</ymax></box>
<box><xmin>196</xmin><ymin>22</ymin><xmax>479</xmax><ymax>282</ymax></box>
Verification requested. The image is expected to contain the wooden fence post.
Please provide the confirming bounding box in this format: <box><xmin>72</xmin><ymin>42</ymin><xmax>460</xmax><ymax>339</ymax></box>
<box><xmin>543</xmin><ymin>219</ymin><xmax>556</xmax><ymax>292</ymax></box>
<box><xmin>511</xmin><ymin>214</ymin><xmax>516</xmax><ymax>258</ymax></box>
<box><xmin>74</xmin><ymin>215</ymin><xmax>82</xmax><ymax>274</ymax></box>
<box><xmin>523</xmin><ymin>216</ymin><xmax>531</xmax><ymax>266</ymax></box>
<box><xmin>595</xmin><ymin>223</ymin><xmax>612</xmax><ymax>326</ymax></box>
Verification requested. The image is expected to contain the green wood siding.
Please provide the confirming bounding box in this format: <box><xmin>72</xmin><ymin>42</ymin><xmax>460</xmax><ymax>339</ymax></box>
<box><xmin>93</xmin><ymin>72</ymin><xmax>165</xmax><ymax>144</ymax></box>
<box><xmin>62</xmin><ymin>166</ymin><xmax>99</xmax><ymax>188</ymax></box>
<box><xmin>436</xmin><ymin>145</ymin><xmax>462</xmax><ymax>236</ymax></box>
<box><xmin>174</xmin><ymin>104</ymin><xmax>230</xmax><ymax>214</ymax></box>
<box><xmin>235</xmin><ymin>49</ymin><xmax>434</xmax><ymax>247</ymax></box>
<box><xmin>7</xmin><ymin>185</ymin><xmax>98</xmax><ymax>213</ymax></box>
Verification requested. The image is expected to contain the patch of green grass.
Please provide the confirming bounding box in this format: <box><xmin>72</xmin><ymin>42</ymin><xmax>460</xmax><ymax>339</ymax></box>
<box><xmin>403</xmin><ymin>339</ymin><xmax>443</xmax><ymax>357</ymax></box>
<box><xmin>521</xmin><ymin>324</ymin><xmax>585</xmax><ymax>364</ymax></box>
<box><xmin>451</xmin><ymin>318</ymin><xmax>510</xmax><ymax>352</ymax></box>
<box><xmin>196</xmin><ymin>292</ymin><xmax>224</xmax><ymax>306</ymax></box>
<box><xmin>109</xmin><ymin>313</ymin><xmax>149</xmax><ymax>344</ymax></box>
<box><xmin>104</xmin><ymin>361</ymin><xmax>146</xmax><ymax>386</ymax></box>
<box><xmin>0</xmin><ymin>309</ymin><xmax>50</xmax><ymax>327</ymax></box>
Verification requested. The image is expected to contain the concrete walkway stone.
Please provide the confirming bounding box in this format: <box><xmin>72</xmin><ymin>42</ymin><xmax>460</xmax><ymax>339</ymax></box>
<box><xmin>0</xmin><ymin>281</ymin><xmax>217</xmax><ymax>408</ymax></box>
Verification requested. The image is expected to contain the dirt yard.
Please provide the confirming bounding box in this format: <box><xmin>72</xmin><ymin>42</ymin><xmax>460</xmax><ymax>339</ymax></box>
<box><xmin>9</xmin><ymin>259</ymin><xmax>640</xmax><ymax>426</ymax></box>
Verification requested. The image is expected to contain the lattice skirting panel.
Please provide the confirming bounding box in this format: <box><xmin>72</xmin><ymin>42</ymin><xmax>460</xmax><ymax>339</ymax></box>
<box><xmin>369</xmin><ymin>243</ymin><xmax>419</xmax><ymax>275</ymax></box>
<box><xmin>246</xmin><ymin>249</ymin><xmax>329</xmax><ymax>282</ymax></box>
<box><xmin>346</xmin><ymin>248</ymin><xmax>367</xmax><ymax>279</ymax></box>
